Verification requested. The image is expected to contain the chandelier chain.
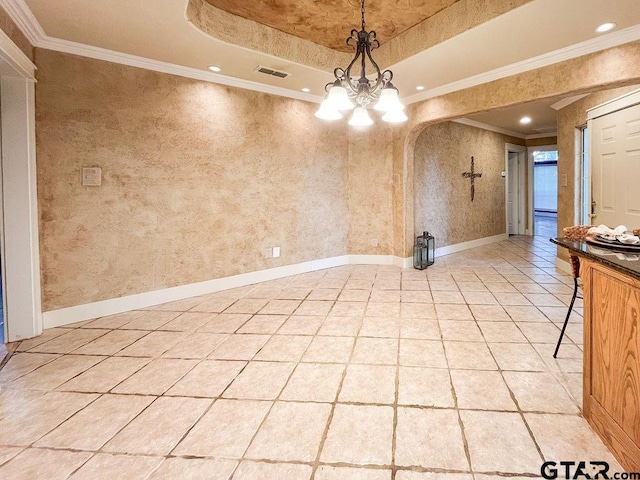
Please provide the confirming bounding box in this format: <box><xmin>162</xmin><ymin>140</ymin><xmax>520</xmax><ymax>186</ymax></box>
<box><xmin>361</xmin><ymin>0</ymin><xmax>366</xmax><ymax>31</ymax></box>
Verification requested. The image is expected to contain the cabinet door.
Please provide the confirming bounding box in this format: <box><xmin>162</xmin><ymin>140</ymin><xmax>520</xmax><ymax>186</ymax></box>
<box><xmin>590</xmin><ymin>268</ymin><xmax>640</xmax><ymax>447</ymax></box>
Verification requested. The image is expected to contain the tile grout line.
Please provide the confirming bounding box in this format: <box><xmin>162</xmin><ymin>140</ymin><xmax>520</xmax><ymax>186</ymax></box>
<box><xmin>309</xmin><ymin>297</ymin><xmax>364</xmax><ymax>480</ymax></box>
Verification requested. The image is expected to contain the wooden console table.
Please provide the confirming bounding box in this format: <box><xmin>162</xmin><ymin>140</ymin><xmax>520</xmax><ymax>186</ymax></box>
<box><xmin>552</xmin><ymin>238</ymin><xmax>640</xmax><ymax>471</ymax></box>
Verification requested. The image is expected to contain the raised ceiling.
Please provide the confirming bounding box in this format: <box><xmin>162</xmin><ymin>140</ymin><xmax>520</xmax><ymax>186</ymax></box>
<box><xmin>18</xmin><ymin>0</ymin><xmax>640</xmax><ymax>134</ymax></box>
<box><xmin>465</xmin><ymin>98</ymin><xmax>563</xmax><ymax>137</ymax></box>
<box><xmin>203</xmin><ymin>0</ymin><xmax>460</xmax><ymax>52</ymax></box>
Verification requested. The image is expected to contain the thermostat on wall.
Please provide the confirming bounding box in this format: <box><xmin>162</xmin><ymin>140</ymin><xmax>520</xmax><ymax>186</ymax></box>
<box><xmin>82</xmin><ymin>167</ymin><xmax>102</xmax><ymax>186</ymax></box>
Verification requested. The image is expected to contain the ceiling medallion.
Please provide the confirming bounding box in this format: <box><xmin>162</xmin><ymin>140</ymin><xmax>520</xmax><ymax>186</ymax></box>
<box><xmin>315</xmin><ymin>0</ymin><xmax>407</xmax><ymax>126</ymax></box>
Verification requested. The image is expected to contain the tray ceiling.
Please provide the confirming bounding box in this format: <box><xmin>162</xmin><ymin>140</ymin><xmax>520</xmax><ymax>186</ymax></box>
<box><xmin>203</xmin><ymin>0</ymin><xmax>460</xmax><ymax>52</ymax></box>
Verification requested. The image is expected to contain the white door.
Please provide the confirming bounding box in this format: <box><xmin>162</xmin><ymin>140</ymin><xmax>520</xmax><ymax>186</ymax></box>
<box><xmin>507</xmin><ymin>150</ymin><xmax>526</xmax><ymax>235</ymax></box>
<box><xmin>591</xmin><ymin>104</ymin><xmax>640</xmax><ymax>229</ymax></box>
<box><xmin>508</xmin><ymin>153</ymin><xmax>518</xmax><ymax>235</ymax></box>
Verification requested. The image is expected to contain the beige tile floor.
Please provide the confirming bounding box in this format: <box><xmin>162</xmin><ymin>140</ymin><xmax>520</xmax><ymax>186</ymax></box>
<box><xmin>0</xmin><ymin>236</ymin><xmax>625</xmax><ymax>479</ymax></box>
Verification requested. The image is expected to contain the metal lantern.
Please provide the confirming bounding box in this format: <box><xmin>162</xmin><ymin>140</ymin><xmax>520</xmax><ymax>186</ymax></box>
<box><xmin>413</xmin><ymin>231</ymin><xmax>435</xmax><ymax>270</ymax></box>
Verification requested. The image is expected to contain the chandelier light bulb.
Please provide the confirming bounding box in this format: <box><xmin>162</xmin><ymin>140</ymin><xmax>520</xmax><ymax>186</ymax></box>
<box><xmin>315</xmin><ymin>99</ymin><xmax>343</xmax><ymax>120</ymax></box>
<box><xmin>381</xmin><ymin>109</ymin><xmax>408</xmax><ymax>123</ymax></box>
<box><xmin>314</xmin><ymin>0</ymin><xmax>407</xmax><ymax>126</ymax></box>
<box><xmin>326</xmin><ymin>85</ymin><xmax>355</xmax><ymax>111</ymax></box>
<box><xmin>374</xmin><ymin>86</ymin><xmax>404</xmax><ymax>112</ymax></box>
<box><xmin>348</xmin><ymin>107</ymin><xmax>374</xmax><ymax>127</ymax></box>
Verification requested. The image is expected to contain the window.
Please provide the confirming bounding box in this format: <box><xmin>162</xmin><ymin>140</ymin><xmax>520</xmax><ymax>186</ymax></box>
<box><xmin>579</xmin><ymin>126</ymin><xmax>590</xmax><ymax>225</ymax></box>
<box><xmin>533</xmin><ymin>150</ymin><xmax>558</xmax><ymax>214</ymax></box>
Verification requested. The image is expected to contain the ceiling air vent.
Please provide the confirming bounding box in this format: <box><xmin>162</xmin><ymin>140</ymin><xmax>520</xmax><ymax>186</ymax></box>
<box><xmin>534</xmin><ymin>126</ymin><xmax>558</xmax><ymax>134</ymax></box>
<box><xmin>255</xmin><ymin>66</ymin><xmax>291</xmax><ymax>79</ymax></box>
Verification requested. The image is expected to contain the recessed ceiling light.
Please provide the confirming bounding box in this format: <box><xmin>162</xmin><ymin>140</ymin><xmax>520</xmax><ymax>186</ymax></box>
<box><xmin>207</xmin><ymin>65</ymin><xmax>221</xmax><ymax>72</ymax></box>
<box><xmin>301</xmin><ymin>88</ymin><xmax>310</xmax><ymax>93</ymax></box>
<box><xmin>520</xmin><ymin>116</ymin><xmax>532</xmax><ymax>124</ymax></box>
<box><xmin>416</xmin><ymin>86</ymin><xmax>425</xmax><ymax>91</ymax></box>
<box><xmin>596</xmin><ymin>22</ymin><xmax>616</xmax><ymax>33</ymax></box>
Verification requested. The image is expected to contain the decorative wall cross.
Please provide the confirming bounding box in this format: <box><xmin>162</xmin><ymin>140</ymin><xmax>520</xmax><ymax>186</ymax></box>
<box><xmin>462</xmin><ymin>156</ymin><xmax>482</xmax><ymax>202</ymax></box>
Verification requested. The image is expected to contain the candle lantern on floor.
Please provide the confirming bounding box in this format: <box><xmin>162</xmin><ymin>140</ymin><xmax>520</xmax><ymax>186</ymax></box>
<box><xmin>413</xmin><ymin>231</ymin><xmax>435</xmax><ymax>270</ymax></box>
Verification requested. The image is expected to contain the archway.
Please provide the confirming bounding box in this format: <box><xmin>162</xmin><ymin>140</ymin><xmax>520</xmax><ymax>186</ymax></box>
<box><xmin>395</xmin><ymin>41</ymin><xmax>640</xmax><ymax>261</ymax></box>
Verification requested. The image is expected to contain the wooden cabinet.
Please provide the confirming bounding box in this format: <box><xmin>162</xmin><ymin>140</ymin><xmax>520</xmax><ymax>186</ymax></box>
<box><xmin>583</xmin><ymin>259</ymin><xmax>640</xmax><ymax>471</ymax></box>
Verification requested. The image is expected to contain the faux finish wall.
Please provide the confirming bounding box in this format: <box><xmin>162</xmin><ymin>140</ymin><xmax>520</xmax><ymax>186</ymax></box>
<box><xmin>398</xmin><ymin>41</ymin><xmax>640</xmax><ymax>258</ymax></box>
<box><xmin>413</xmin><ymin>122</ymin><xmax>524</xmax><ymax>248</ymax></box>
<box><xmin>36</xmin><ymin>49</ymin><xmax>349</xmax><ymax>311</ymax></box>
<box><xmin>0</xmin><ymin>5</ymin><xmax>33</xmax><ymax>60</ymax></box>
<box><xmin>556</xmin><ymin>85</ymin><xmax>640</xmax><ymax>261</ymax></box>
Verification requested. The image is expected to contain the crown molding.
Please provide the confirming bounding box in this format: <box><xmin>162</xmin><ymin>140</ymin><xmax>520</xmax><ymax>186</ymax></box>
<box><xmin>0</xmin><ymin>26</ymin><xmax>35</xmax><ymax>77</ymax></box>
<box><xmin>454</xmin><ymin>118</ymin><xmax>557</xmax><ymax>140</ymax></box>
<box><xmin>37</xmin><ymin>36</ymin><xmax>325</xmax><ymax>104</ymax></box>
<box><xmin>453</xmin><ymin>118</ymin><xmax>526</xmax><ymax>139</ymax></box>
<box><xmin>587</xmin><ymin>88</ymin><xmax>640</xmax><ymax>120</ymax></box>
<box><xmin>403</xmin><ymin>24</ymin><xmax>640</xmax><ymax>105</ymax></box>
<box><xmin>0</xmin><ymin>0</ymin><xmax>46</xmax><ymax>45</ymax></box>
<box><xmin>550</xmin><ymin>94</ymin><xmax>589</xmax><ymax>111</ymax></box>
<box><xmin>526</xmin><ymin>132</ymin><xmax>557</xmax><ymax>140</ymax></box>
<box><xmin>3</xmin><ymin>0</ymin><xmax>640</xmax><ymax>108</ymax></box>
<box><xmin>0</xmin><ymin>0</ymin><xmax>324</xmax><ymax>104</ymax></box>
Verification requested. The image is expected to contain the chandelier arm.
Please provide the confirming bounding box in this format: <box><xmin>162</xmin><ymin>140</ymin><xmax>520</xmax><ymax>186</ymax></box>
<box><xmin>317</xmin><ymin>0</ymin><xmax>405</xmax><ymax>123</ymax></box>
<box><xmin>363</xmin><ymin>39</ymin><xmax>385</xmax><ymax>94</ymax></box>
<box><xmin>342</xmin><ymin>41</ymin><xmax>366</xmax><ymax>95</ymax></box>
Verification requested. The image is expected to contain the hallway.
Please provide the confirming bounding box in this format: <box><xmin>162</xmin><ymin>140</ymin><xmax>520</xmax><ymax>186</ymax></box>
<box><xmin>534</xmin><ymin>213</ymin><xmax>558</xmax><ymax>239</ymax></box>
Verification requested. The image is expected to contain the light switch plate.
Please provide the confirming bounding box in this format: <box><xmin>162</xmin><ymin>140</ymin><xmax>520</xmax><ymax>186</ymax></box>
<box><xmin>272</xmin><ymin>246</ymin><xmax>281</xmax><ymax>258</ymax></box>
<box><xmin>82</xmin><ymin>167</ymin><xmax>102</xmax><ymax>186</ymax></box>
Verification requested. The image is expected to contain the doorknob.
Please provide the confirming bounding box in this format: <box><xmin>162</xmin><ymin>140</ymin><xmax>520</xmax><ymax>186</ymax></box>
<box><xmin>588</xmin><ymin>213</ymin><xmax>597</xmax><ymax>218</ymax></box>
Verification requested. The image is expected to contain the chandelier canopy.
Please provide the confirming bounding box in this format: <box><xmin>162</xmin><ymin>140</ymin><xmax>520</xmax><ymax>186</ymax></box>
<box><xmin>315</xmin><ymin>0</ymin><xmax>407</xmax><ymax>126</ymax></box>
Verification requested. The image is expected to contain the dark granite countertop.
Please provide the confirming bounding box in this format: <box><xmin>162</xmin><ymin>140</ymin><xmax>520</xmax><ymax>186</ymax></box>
<box><xmin>552</xmin><ymin>237</ymin><xmax>640</xmax><ymax>281</ymax></box>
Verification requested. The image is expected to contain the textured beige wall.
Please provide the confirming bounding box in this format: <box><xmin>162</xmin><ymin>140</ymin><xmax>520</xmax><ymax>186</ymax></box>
<box><xmin>376</xmin><ymin>0</ymin><xmax>532</xmax><ymax>68</ymax></box>
<box><xmin>556</xmin><ymin>85</ymin><xmax>640</xmax><ymax>261</ymax></box>
<box><xmin>0</xmin><ymin>5</ymin><xmax>33</xmax><ymax>61</ymax></box>
<box><xmin>396</xmin><ymin>41</ymin><xmax>640</xmax><ymax>258</ymax></box>
<box><xmin>187</xmin><ymin>0</ymin><xmax>350</xmax><ymax>73</ymax></box>
<box><xmin>413</xmin><ymin>122</ymin><xmax>523</xmax><ymax>248</ymax></box>
<box><xmin>347</xmin><ymin>124</ymin><xmax>395</xmax><ymax>255</ymax></box>
<box><xmin>33</xmin><ymin>39</ymin><xmax>640</xmax><ymax>310</ymax></box>
<box><xmin>526</xmin><ymin>137</ymin><xmax>557</xmax><ymax>148</ymax></box>
<box><xmin>36</xmin><ymin>49</ymin><xmax>349</xmax><ymax>311</ymax></box>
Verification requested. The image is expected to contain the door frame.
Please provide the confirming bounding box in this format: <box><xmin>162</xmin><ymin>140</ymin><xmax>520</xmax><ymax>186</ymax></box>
<box><xmin>528</xmin><ymin>144</ymin><xmax>558</xmax><ymax>235</ymax></box>
<box><xmin>587</xmin><ymin>88</ymin><xmax>640</xmax><ymax>228</ymax></box>
<box><xmin>0</xmin><ymin>30</ymin><xmax>42</xmax><ymax>342</ymax></box>
<box><xmin>505</xmin><ymin>143</ymin><xmax>527</xmax><ymax>235</ymax></box>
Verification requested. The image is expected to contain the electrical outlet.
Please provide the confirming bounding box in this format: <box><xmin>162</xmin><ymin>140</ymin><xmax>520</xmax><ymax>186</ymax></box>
<box><xmin>272</xmin><ymin>246</ymin><xmax>280</xmax><ymax>258</ymax></box>
<box><xmin>265</xmin><ymin>247</ymin><xmax>273</xmax><ymax>259</ymax></box>
<box><xmin>561</xmin><ymin>174</ymin><xmax>568</xmax><ymax>187</ymax></box>
<box><xmin>370</xmin><ymin>238</ymin><xmax>379</xmax><ymax>247</ymax></box>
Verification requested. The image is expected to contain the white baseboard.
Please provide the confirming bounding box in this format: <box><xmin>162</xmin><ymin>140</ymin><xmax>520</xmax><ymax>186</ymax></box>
<box><xmin>394</xmin><ymin>256</ymin><xmax>414</xmax><ymax>269</ymax></box>
<box><xmin>43</xmin><ymin>253</ymin><xmax>408</xmax><ymax>327</ymax></box>
<box><xmin>42</xmin><ymin>234</ymin><xmax>507</xmax><ymax>328</ymax></box>
<box><xmin>555</xmin><ymin>257</ymin><xmax>572</xmax><ymax>275</ymax></box>
<box><xmin>434</xmin><ymin>233</ymin><xmax>508</xmax><ymax>257</ymax></box>
<box><xmin>43</xmin><ymin>255</ymin><xmax>347</xmax><ymax>328</ymax></box>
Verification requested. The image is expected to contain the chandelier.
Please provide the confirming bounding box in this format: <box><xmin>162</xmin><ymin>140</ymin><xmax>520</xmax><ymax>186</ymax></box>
<box><xmin>315</xmin><ymin>0</ymin><xmax>407</xmax><ymax>126</ymax></box>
